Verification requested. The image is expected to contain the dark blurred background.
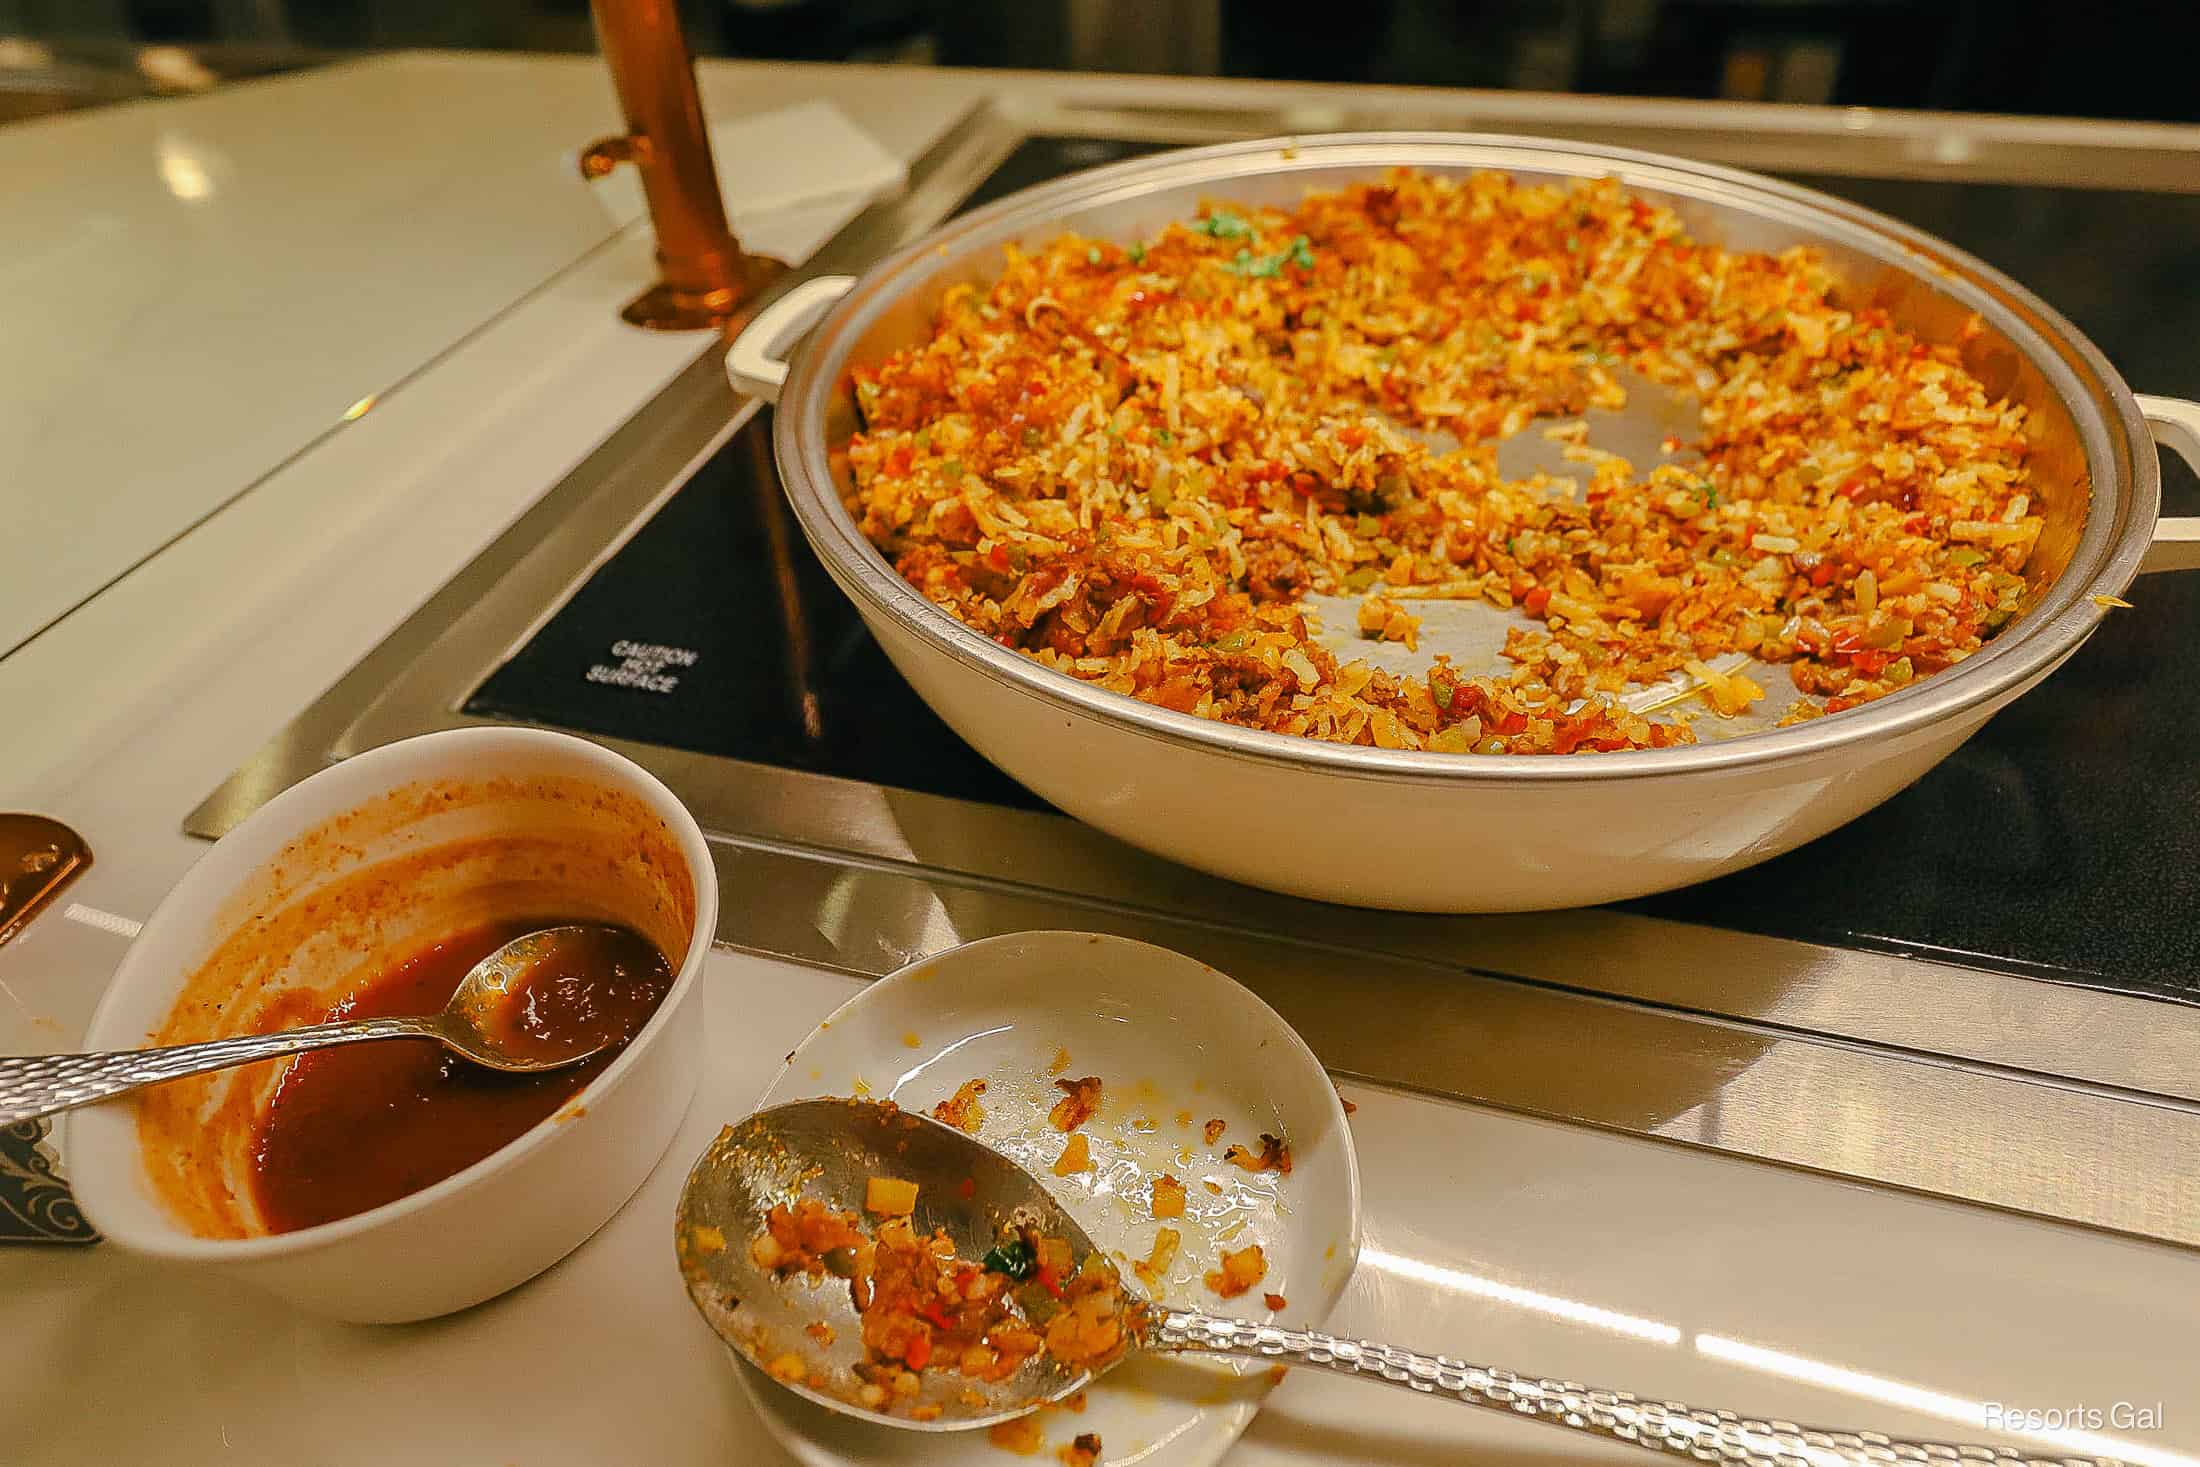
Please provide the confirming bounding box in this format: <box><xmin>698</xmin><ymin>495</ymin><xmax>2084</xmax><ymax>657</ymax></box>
<box><xmin>6</xmin><ymin>0</ymin><xmax>2200</xmax><ymax>124</ymax></box>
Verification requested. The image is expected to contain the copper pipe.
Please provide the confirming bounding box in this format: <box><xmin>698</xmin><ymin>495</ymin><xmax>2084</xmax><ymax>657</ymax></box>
<box><xmin>584</xmin><ymin>0</ymin><xmax>783</xmax><ymax>330</ymax></box>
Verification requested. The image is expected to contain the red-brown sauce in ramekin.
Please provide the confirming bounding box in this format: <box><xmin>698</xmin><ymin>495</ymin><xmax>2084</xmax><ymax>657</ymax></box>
<box><xmin>248</xmin><ymin>919</ymin><xmax>672</xmax><ymax>1233</ymax></box>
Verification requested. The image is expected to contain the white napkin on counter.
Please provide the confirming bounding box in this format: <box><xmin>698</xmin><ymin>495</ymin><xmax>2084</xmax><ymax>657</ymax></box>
<box><xmin>580</xmin><ymin>98</ymin><xmax>905</xmax><ymax>263</ymax></box>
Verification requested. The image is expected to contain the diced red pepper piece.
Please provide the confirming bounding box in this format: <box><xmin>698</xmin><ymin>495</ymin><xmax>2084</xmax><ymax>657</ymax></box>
<box><xmin>1522</xmin><ymin>586</ymin><xmax>1552</xmax><ymax>616</ymax></box>
<box><xmin>1809</xmin><ymin>563</ymin><xmax>1836</xmax><ymax>587</ymax></box>
<box><xmin>1035</xmin><ymin>1265</ymin><xmax>1066</xmax><ymax>1301</ymax></box>
<box><xmin>904</xmin><ymin>1329</ymin><xmax>933</xmax><ymax>1369</ymax></box>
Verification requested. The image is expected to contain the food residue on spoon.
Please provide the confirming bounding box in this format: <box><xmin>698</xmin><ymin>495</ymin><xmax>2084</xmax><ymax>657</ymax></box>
<box><xmin>751</xmin><ymin>1194</ymin><xmax>1133</xmax><ymax>1418</ymax></box>
<box><xmin>865</xmin><ymin>1176</ymin><xmax>920</xmax><ymax>1216</ymax></box>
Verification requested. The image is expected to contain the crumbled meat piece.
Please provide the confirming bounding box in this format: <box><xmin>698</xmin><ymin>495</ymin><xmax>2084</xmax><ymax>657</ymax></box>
<box><xmin>1223</xmin><ymin>1133</ymin><xmax>1292</xmax><ymax>1175</ymax></box>
<box><xmin>1204</xmin><ymin>1243</ymin><xmax>1267</xmax><ymax>1300</ymax></box>
<box><xmin>932</xmin><ymin>1077</ymin><xmax>989</xmax><ymax>1133</ymax></box>
<box><xmin>1049</xmin><ymin>1076</ymin><xmax>1103</xmax><ymax>1132</ymax></box>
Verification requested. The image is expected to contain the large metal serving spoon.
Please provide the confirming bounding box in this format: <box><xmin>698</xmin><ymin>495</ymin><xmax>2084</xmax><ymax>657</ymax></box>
<box><xmin>0</xmin><ymin>924</ymin><xmax>630</xmax><ymax>1126</ymax></box>
<box><xmin>680</xmin><ymin>1099</ymin><xmax>2122</xmax><ymax>1467</ymax></box>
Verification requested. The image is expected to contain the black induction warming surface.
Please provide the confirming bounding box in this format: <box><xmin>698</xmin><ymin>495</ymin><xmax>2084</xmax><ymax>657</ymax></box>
<box><xmin>469</xmin><ymin>135</ymin><xmax>2200</xmax><ymax>1001</ymax></box>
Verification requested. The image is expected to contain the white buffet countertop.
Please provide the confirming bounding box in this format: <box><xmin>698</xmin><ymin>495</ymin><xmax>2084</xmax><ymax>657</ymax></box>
<box><xmin>3</xmin><ymin>51</ymin><xmax>2196</xmax><ymax>1467</ymax></box>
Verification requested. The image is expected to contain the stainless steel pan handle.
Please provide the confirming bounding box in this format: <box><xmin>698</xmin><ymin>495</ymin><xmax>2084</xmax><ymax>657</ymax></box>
<box><xmin>727</xmin><ymin>275</ymin><xmax>858</xmax><ymax>404</ymax></box>
<box><xmin>2137</xmin><ymin>395</ymin><xmax>2200</xmax><ymax>573</ymax></box>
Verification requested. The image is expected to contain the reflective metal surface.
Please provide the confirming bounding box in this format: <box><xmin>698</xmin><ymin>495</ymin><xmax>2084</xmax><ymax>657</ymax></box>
<box><xmin>583</xmin><ymin>0</ymin><xmax>785</xmax><ymax>329</ymax></box>
<box><xmin>0</xmin><ymin>814</ymin><xmax>89</xmax><ymax>952</ymax></box>
<box><xmin>676</xmin><ymin>1097</ymin><xmax>1100</xmax><ymax>1430</ymax></box>
<box><xmin>187</xmin><ymin>96</ymin><xmax>2200</xmax><ymax>1248</ymax></box>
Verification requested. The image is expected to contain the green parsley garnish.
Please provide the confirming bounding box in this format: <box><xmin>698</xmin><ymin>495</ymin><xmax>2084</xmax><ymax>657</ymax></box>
<box><xmin>982</xmin><ymin>1239</ymin><xmax>1036</xmax><ymax>1280</ymax></box>
<box><xmin>1196</xmin><ymin>211</ymin><xmax>1252</xmax><ymax>241</ymax></box>
<box><xmin>1155</xmin><ymin>428</ymin><xmax>1174</xmax><ymax>445</ymax></box>
<box><xmin>1086</xmin><ymin>245</ymin><xmax>1103</xmax><ymax>266</ymax></box>
<box><xmin>1128</xmin><ymin>242</ymin><xmax>1146</xmax><ymax>265</ymax></box>
<box><xmin>1695</xmin><ymin>480</ymin><xmax>1718</xmax><ymax>507</ymax></box>
<box><xmin>1223</xmin><ymin>235</ymin><xmax>1317</xmax><ymax>279</ymax></box>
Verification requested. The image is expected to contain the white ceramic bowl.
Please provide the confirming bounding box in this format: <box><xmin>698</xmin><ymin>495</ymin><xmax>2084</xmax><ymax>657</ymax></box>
<box><xmin>737</xmin><ymin>930</ymin><xmax>1362</xmax><ymax>1467</ymax></box>
<box><xmin>61</xmin><ymin>728</ymin><xmax>718</xmax><ymax>1323</ymax></box>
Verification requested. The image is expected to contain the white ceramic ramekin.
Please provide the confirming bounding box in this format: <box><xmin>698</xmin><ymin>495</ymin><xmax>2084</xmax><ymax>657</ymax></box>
<box><xmin>61</xmin><ymin>728</ymin><xmax>718</xmax><ymax>1323</ymax></box>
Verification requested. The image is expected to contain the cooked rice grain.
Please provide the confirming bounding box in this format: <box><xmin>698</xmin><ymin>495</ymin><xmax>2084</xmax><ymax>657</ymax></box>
<box><xmin>844</xmin><ymin>170</ymin><xmax>2042</xmax><ymax>755</ymax></box>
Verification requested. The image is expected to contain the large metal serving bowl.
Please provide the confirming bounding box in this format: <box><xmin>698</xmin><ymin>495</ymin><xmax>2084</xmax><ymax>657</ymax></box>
<box><xmin>737</xmin><ymin>133</ymin><xmax>2200</xmax><ymax>912</ymax></box>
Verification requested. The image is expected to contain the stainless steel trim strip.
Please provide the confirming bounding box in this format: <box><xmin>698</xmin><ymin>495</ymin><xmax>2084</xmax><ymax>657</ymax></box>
<box><xmin>706</xmin><ymin>836</ymin><xmax>2200</xmax><ymax>1249</ymax></box>
<box><xmin>995</xmin><ymin>91</ymin><xmax>2200</xmax><ymax>193</ymax></box>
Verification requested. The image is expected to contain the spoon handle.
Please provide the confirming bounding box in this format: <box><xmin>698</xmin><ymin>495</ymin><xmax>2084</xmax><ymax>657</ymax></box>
<box><xmin>0</xmin><ymin>1017</ymin><xmax>447</xmax><ymax>1126</ymax></box>
<box><xmin>1148</xmin><ymin>1308</ymin><xmax>2119</xmax><ymax>1467</ymax></box>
